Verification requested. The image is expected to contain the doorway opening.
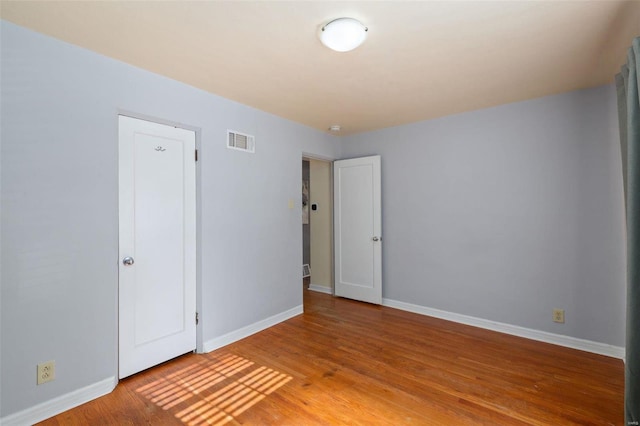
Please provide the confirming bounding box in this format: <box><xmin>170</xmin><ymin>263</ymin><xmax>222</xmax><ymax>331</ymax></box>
<box><xmin>302</xmin><ymin>157</ymin><xmax>334</xmax><ymax>300</ymax></box>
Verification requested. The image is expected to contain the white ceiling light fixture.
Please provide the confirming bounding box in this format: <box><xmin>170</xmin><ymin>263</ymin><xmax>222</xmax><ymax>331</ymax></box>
<box><xmin>320</xmin><ymin>18</ymin><xmax>368</xmax><ymax>52</ymax></box>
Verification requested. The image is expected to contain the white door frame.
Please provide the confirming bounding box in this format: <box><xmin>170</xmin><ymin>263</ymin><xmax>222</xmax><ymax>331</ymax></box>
<box><xmin>117</xmin><ymin>111</ymin><xmax>203</xmax><ymax>370</ymax></box>
<box><xmin>333</xmin><ymin>155</ymin><xmax>382</xmax><ymax>304</ymax></box>
<box><xmin>302</xmin><ymin>152</ymin><xmax>383</xmax><ymax>305</ymax></box>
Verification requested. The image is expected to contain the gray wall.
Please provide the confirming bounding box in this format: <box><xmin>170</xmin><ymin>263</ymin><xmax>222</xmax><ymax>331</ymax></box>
<box><xmin>342</xmin><ymin>85</ymin><xmax>627</xmax><ymax>346</ymax></box>
<box><xmin>0</xmin><ymin>20</ymin><xmax>340</xmax><ymax>418</ymax></box>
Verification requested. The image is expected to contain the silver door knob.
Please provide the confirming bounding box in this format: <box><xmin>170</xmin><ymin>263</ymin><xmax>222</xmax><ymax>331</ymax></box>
<box><xmin>372</xmin><ymin>236</ymin><xmax>380</xmax><ymax>242</ymax></box>
<box><xmin>122</xmin><ymin>256</ymin><xmax>135</xmax><ymax>266</ymax></box>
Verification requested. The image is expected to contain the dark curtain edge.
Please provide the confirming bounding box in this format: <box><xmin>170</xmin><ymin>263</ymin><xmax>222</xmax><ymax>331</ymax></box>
<box><xmin>619</xmin><ymin>36</ymin><xmax>640</xmax><ymax>425</ymax></box>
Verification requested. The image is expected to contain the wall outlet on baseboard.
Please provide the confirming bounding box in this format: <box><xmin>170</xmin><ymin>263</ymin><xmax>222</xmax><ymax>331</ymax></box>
<box><xmin>553</xmin><ymin>309</ymin><xmax>565</xmax><ymax>324</ymax></box>
<box><xmin>37</xmin><ymin>360</ymin><xmax>55</xmax><ymax>385</ymax></box>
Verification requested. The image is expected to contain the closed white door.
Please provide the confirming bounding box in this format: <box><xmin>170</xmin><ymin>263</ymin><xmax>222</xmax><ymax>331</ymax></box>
<box><xmin>118</xmin><ymin>115</ymin><xmax>196</xmax><ymax>379</ymax></box>
<box><xmin>334</xmin><ymin>155</ymin><xmax>382</xmax><ymax>304</ymax></box>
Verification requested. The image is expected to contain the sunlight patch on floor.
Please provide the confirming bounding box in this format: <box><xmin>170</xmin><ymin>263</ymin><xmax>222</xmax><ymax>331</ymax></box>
<box><xmin>136</xmin><ymin>353</ymin><xmax>292</xmax><ymax>425</ymax></box>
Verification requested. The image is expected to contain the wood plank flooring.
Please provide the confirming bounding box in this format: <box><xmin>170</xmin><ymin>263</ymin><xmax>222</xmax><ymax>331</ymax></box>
<box><xmin>39</xmin><ymin>288</ymin><xmax>624</xmax><ymax>425</ymax></box>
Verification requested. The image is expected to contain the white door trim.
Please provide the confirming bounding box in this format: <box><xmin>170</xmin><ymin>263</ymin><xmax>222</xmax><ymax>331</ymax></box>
<box><xmin>117</xmin><ymin>111</ymin><xmax>203</xmax><ymax>355</ymax></box>
<box><xmin>118</xmin><ymin>114</ymin><xmax>199</xmax><ymax>378</ymax></box>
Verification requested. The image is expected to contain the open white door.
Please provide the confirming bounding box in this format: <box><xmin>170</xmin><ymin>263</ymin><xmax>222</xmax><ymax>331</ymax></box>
<box><xmin>118</xmin><ymin>115</ymin><xmax>196</xmax><ymax>379</ymax></box>
<box><xmin>334</xmin><ymin>155</ymin><xmax>382</xmax><ymax>304</ymax></box>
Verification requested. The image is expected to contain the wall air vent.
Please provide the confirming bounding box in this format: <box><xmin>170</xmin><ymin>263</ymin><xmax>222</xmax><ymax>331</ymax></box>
<box><xmin>227</xmin><ymin>130</ymin><xmax>255</xmax><ymax>153</ymax></box>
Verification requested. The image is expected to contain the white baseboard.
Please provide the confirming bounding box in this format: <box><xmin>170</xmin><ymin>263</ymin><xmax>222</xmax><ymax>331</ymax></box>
<box><xmin>203</xmin><ymin>305</ymin><xmax>303</xmax><ymax>353</ymax></box>
<box><xmin>382</xmin><ymin>298</ymin><xmax>625</xmax><ymax>360</ymax></box>
<box><xmin>308</xmin><ymin>284</ymin><xmax>332</xmax><ymax>295</ymax></box>
<box><xmin>0</xmin><ymin>376</ymin><xmax>116</xmax><ymax>426</ymax></box>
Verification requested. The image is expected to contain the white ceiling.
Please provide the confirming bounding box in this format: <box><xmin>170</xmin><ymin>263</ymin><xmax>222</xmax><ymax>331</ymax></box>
<box><xmin>1</xmin><ymin>1</ymin><xmax>639</xmax><ymax>135</ymax></box>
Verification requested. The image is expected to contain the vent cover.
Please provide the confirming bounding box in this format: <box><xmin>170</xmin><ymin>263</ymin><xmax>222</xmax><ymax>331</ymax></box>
<box><xmin>303</xmin><ymin>264</ymin><xmax>311</xmax><ymax>278</ymax></box>
<box><xmin>227</xmin><ymin>130</ymin><xmax>255</xmax><ymax>153</ymax></box>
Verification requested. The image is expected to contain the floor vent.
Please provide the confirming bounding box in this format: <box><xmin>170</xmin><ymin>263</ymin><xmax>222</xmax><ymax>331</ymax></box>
<box><xmin>227</xmin><ymin>130</ymin><xmax>255</xmax><ymax>153</ymax></box>
<box><xmin>302</xmin><ymin>264</ymin><xmax>311</xmax><ymax>278</ymax></box>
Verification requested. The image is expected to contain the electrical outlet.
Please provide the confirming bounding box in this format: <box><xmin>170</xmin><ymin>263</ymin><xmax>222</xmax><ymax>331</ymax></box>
<box><xmin>37</xmin><ymin>360</ymin><xmax>55</xmax><ymax>385</ymax></box>
<box><xmin>553</xmin><ymin>309</ymin><xmax>565</xmax><ymax>324</ymax></box>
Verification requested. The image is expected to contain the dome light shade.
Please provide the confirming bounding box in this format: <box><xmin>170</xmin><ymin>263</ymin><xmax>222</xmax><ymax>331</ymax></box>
<box><xmin>320</xmin><ymin>18</ymin><xmax>368</xmax><ymax>52</ymax></box>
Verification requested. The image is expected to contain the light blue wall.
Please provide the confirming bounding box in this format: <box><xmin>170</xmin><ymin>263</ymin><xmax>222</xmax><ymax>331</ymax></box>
<box><xmin>0</xmin><ymin>20</ymin><xmax>340</xmax><ymax>418</ymax></box>
<box><xmin>342</xmin><ymin>85</ymin><xmax>627</xmax><ymax>346</ymax></box>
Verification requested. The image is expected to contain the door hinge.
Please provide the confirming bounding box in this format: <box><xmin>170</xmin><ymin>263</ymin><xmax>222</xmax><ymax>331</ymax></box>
<box><xmin>195</xmin><ymin>149</ymin><xmax>198</xmax><ymax>162</ymax></box>
<box><xmin>195</xmin><ymin>312</ymin><xmax>199</xmax><ymax>325</ymax></box>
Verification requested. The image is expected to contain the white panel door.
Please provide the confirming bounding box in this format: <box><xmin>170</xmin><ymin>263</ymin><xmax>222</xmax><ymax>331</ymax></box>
<box><xmin>118</xmin><ymin>115</ymin><xmax>196</xmax><ymax>379</ymax></box>
<box><xmin>334</xmin><ymin>155</ymin><xmax>382</xmax><ymax>304</ymax></box>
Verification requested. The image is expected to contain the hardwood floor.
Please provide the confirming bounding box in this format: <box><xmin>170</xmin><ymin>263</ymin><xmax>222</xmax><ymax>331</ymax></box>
<box><xmin>39</xmin><ymin>289</ymin><xmax>623</xmax><ymax>425</ymax></box>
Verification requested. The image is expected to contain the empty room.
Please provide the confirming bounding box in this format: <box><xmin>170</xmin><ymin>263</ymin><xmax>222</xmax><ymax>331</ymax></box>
<box><xmin>1</xmin><ymin>1</ymin><xmax>639</xmax><ymax>425</ymax></box>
